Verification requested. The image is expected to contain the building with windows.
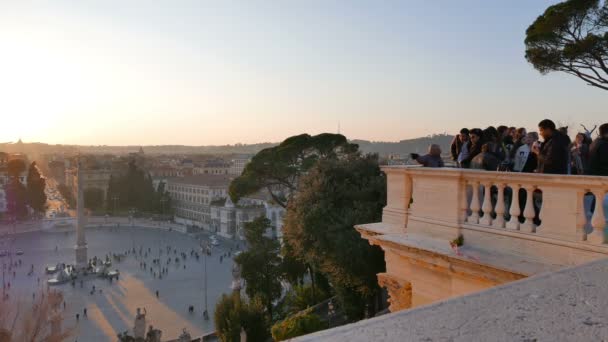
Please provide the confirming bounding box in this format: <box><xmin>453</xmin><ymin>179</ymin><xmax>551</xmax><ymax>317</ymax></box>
<box><xmin>167</xmin><ymin>174</ymin><xmax>233</xmax><ymax>227</ymax></box>
<box><xmin>195</xmin><ymin>160</ymin><xmax>231</xmax><ymax>175</ymax></box>
<box><xmin>229</xmin><ymin>156</ymin><xmax>251</xmax><ymax>176</ymax></box>
<box><xmin>208</xmin><ymin>190</ymin><xmax>285</xmax><ymax>240</ymax></box>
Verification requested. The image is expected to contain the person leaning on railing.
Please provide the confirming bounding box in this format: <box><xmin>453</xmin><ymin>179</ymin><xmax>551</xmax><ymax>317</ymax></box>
<box><xmin>411</xmin><ymin>144</ymin><xmax>444</xmax><ymax>168</ymax></box>
<box><xmin>451</xmin><ymin>128</ymin><xmax>469</xmax><ymax>167</ymax></box>
<box><xmin>536</xmin><ymin>119</ymin><xmax>570</xmax><ymax>175</ymax></box>
<box><xmin>589</xmin><ymin>123</ymin><xmax>608</xmax><ymax>176</ymax></box>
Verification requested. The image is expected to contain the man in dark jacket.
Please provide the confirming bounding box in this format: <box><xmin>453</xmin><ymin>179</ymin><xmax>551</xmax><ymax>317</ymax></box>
<box><xmin>537</xmin><ymin>119</ymin><xmax>570</xmax><ymax>174</ymax></box>
<box><xmin>450</xmin><ymin>128</ymin><xmax>469</xmax><ymax>162</ymax></box>
<box><xmin>589</xmin><ymin>123</ymin><xmax>608</xmax><ymax>176</ymax></box>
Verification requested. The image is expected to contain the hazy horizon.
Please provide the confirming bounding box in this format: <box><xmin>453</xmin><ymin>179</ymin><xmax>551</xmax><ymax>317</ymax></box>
<box><xmin>1</xmin><ymin>1</ymin><xmax>607</xmax><ymax>146</ymax></box>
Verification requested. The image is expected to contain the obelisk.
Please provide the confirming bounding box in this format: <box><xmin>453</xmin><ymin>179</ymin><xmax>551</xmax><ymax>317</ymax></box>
<box><xmin>75</xmin><ymin>159</ymin><xmax>88</xmax><ymax>269</ymax></box>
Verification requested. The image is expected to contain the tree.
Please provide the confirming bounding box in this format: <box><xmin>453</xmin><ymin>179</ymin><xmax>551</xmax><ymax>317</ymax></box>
<box><xmin>0</xmin><ymin>289</ymin><xmax>72</xmax><ymax>341</ymax></box>
<box><xmin>525</xmin><ymin>0</ymin><xmax>608</xmax><ymax>90</ymax></box>
<box><xmin>234</xmin><ymin>217</ymin><xmax>283</xmax><ymax>318</ymax></box>
<box><xmin>241</xmin><ymin>296</ymin><xmax>271</xmax><ymax>342</ymax></box>
<box><xmin>6</xmin><ymin>159</ymin><xmax>25</xmax><ymax>178</ymax></box>
<box><xmin>271</xmin><ymin>309</ymin><xmax>327</xmax><ymax>341</ymax></box>
<box><xmin>229</xmin><ymin>133</ymin><xmax>358</xmax><ymax>208</ymax></box>
<box><xmin>283</xmin><ymin>154</ymin><xmax>387</xmax><ymax>320</ymax></box>
<box><xmin>214</xmin><ymin>293</ymin><xmax>243</xmax><ymax>342</ymax></box>
<box><xmin>106</xmin><ymin>160</ymin><xmax>160</xmax><ymax>213</ymax></box>
<box><xmin>26</xmin><ymin>162</ymin><xmax>47</xmax><ymax>213</ymax></box>
<box><xmin>5</xmin><ymin>179</ymin><xmax>27</xmax><ymax>219</ymax></box>
<box><xmin>84</xmin><ymin>188</ymin><xmax>104</xmax><ymax>211</ymax></box>
<box><xmin>57</xmin><ymin>184</ymin><xmax>75</xmax><ymax>209</ymax></box>
<box><xmin>213</xmin><ymin>293</ymin><xmax>270</xmax><ymax>342</ymax></box>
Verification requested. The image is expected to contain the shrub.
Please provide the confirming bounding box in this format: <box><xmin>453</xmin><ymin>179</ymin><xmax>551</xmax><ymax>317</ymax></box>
<box><xmin>271</xmin><ymin>310</ymin><xmax>327</xmax><ymax>341</ymax></box>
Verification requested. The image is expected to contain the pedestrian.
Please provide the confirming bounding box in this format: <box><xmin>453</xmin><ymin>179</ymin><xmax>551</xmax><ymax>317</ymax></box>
<box><xmin>84</xmin><ymin>308</ymin><xmax>87</xmax><ymax>317</ymax></box>
<box><xmin>156</xmin><ymin>290</ymin><xmax>159</xmax><ymax>298</ymax></box>
<box><xmin>590</xmin><ymin>123</ymin><xmax>608</xmax><ymax>176</ymax></box>
<box><xmin>411</xmin><ymin>144</ymin><xmax>444</xmax><ymax>167</ymax></box>
<box><xmin>512</xmin><ymin>132</ymin><xmax>539</xmax><ymax>173</ymax></box>
<box><xmin>451</xmin><ymin>128</ymin><xmax>469</xmax><ymax>167</ymax></box>
<box><xmin>537</xmin><ymin>119</ymin><xmax>570</xmax><ymax>174</ymax></box>
<box><xmin>571</xmin><ymin>132</ymin><xmax>591</xmax><ymax>175</ymax></box>
<box><xmin>470</xmin><ymin>143</ymin><xmax>500</xmax><ymax>171</ymax></box>
<box><xmin>76</xmin><ymin>313</ymin><xmax>79</xmax><ymax>321</ymax></box>
<box><xmin>461</xmin><ymin>128</ymin><xmax>483</xmax><ymax>168</ymax></box>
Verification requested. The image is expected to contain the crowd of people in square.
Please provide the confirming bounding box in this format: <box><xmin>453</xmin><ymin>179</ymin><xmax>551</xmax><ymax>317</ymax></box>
<box><xmin>414</xmin><ymin>119</ymin><xmax>608</xmax><ymax>176</ymax></box>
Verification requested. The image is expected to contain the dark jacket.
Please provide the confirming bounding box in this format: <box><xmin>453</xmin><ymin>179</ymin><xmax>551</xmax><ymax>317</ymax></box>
<box><xmin>537</xmin><ymin>132</ymin><xmax>570</xmax><ymax>174</ymax></box>
<box><xmin>470</xmin><ymin>152</ymin><xmax>500</xmax><ymax>171</ymax></box>
<box><xmin>450</xmin><ymin>136</ymin><xmax>464</xmax><ymax>161</ymax></box>
<box><xmin>589</xmin><ymin>137</ymin><xmax>608</xmax><ymax>176</ymax></box>
<box><xmin>461</xmin><ymin>141</ymin><xmax>481</xmax><ymax>168</ymax></box>
<box><xmin>416</xmin><ymin>154</ymin><xmax>444</xmax><ymax>168</ymax></box>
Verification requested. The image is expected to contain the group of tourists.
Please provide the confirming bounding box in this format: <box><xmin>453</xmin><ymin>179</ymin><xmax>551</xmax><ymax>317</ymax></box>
<box><xmin>415</xmin><ymin>119</ymin><xmax>608</xmax><ymax>176</ymax></box>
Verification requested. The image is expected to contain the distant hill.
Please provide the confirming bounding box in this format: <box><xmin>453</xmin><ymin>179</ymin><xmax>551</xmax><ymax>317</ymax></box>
<box><xmin>353</xmin><ymin>134</ymin><xmax>454</xmax><ymax>156</ymax></box>
<box><xmin>0</xmin><ymin>134</ymin><xmax>455</xmax><ymax>158</ymax></box>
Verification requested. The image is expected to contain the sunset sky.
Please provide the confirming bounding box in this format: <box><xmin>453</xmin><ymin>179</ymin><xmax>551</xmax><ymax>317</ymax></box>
<box><xmin>1</xmin><ymin>1</ymin><xmax>606</xmax><ymax>145</ymax></box>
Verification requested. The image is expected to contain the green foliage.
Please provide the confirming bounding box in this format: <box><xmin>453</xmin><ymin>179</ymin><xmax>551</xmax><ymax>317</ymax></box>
<box><xmin>26</xmin><ymin>162</ymin><xmax>47</xmax><ymax>213</ymax></box>
<box><xmin>283</xmin><ymin>284</ymin><xmax>331</xmax><ymax>316</ymax></box>
<box><xmin>84</xmin><ymin>187</ymin><xmax>104</xmax><ymax>211</ymax></box>
<box><xmin>283</xmin><ymin>154</ymin><xmax>386</xmax><ymax>320</ymax></box>
<box><xmin>280</xmin><ymin>241</ymin><xmax>308</xmax><ymax>286</ymax></box>
<box><xmin>106</xmin><ymin>160</ymin><xmax>166</xmax><ymax>214</ymax></box>
<box><xmin>214</xmin><ymin>293</ymin><xmax>243</xmax><ymax>342</ymax></box>
<box><xmin>57</xmin><ymin>183</ymin><xmax>75</xmax><ymax>209</ymax></box>
<box><xmin>213</xmin><ymin>293</ymin><xmax>271</xmax><ymax>342</ymax></box>
<box><xmin>5</xmin><ymin>178</ymin><xmax>28</xmax><ymax>219</ymax></box>
<box><xmin>241</xmin><ymin>296</ymin><xmax>271</xmax><ymax>342</ymax></box>
<box><xmin>234</xmin><ymin>217</ymin><xmax>283</xmax><ymax>317</ymax></box>
<box><xmin>525</xmin><ymin>0</ymin><xmax>608</xmax><ymax>90</ymax></box>
<box><xmin>229</xmin><ymin>133</ymin><xmax>358</xmax><ymax>207</ymax></box>
<box><xmin>451</xmin><ymin>234</ymin><xmax>464</xmax><ymax>247</ymax></box>
<box><xmin>271</xmin><ymin>310</ymin><xmax>327</xmax><ymax>341</ymax></box>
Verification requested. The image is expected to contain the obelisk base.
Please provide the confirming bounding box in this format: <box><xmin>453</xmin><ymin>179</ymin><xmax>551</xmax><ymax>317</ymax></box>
<box><xmin>75</xmin><ymin>244</ymin><xmax>88</xmax><ymax>270</ymax></box>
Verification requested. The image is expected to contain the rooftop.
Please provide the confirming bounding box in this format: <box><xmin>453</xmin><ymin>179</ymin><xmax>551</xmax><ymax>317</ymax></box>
<box><xmin>167</xmin><ymin>174</ymin><xmax>233</xmax><ymax>187</ymax></box>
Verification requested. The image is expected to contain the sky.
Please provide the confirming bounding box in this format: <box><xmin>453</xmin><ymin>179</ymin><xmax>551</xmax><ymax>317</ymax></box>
<box><xmin>0</xmin><ymin>0</ymin><xmax>606</xmax><ymax>146</ymax></box>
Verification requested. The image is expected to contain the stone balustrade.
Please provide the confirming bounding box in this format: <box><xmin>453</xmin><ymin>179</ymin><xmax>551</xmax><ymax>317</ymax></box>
<box><xmin>383</xmin><ymin>166</ymin><xmax>608</xmax><ymax>244</ymax></box>
<box><xmin>355</xmin><ymin>165</ymin><xmax>608</xmax><ymax>314</ymax></box>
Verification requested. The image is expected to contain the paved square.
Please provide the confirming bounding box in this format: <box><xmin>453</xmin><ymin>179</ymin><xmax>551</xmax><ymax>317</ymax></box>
<box><xmin>2</xmin><ymin>226</ymin><xmax>237</xmax><ymax>341</ymax></box>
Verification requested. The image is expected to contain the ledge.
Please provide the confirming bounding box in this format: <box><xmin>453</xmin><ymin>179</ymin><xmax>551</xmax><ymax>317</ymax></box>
<box><xmin>294</xmin><ymin>258</ymin><xmax>608</xmax><ymax>341</ymax></box>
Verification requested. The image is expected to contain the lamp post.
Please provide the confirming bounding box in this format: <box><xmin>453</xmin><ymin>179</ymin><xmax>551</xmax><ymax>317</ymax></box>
<box><xmin>200</xmin><ymin>240</ymin><xmax>209</xmax><ymax>320</ymax></box>
<box><xmin>160</xmin><ymin>197</ymin><xmax>167</xmax><ymax>217</ymax></box>
<box><xmin>112</xmin><ymin>195</ymin><xmax>119</xmax><ymax>216</ymax></box>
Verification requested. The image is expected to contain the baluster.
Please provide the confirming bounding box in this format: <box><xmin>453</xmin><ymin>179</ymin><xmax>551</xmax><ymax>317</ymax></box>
<box><xmin>521</xmin><ymin>185</ymin><xmax>536</xmax><ymax>233</ymax></box>
<box><xmin>575</xmin><ymin>190</ymin><xmax>587</xmax><ymax>241</ymax></box>
<box><xmin>479</xmin><ymin>182</ymin><xmax>493</xmax><ymax>226</ymax></box>
<box><xmin>506</xmin><ymin>184</ymin><xmax>520</xmax><ymax>230</ymax></box>
<box><xmin>460</xmin><ymin>180</ymin><xmax>469</xmax><ymax>224</ymax></box>
<box><xmin>467</xmin><ymin>181</ymin><xmax>480</xmax><ymax>224</ymax></box>
<box><xmin>493</xmin><ymin>183</ymin><xmax>506</xmax><ymax>229</ymax></box>
<box><xmin>588</xmin><ymin>190</ymin><xmax>606</xmax><ymax>244</ymax></box>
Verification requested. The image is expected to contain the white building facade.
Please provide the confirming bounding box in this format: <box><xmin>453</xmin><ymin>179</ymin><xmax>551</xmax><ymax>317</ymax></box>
<box><xmin>167</xmin><ymin>175</ymin><xmax>233</xmax><ymax>228</ymax></box>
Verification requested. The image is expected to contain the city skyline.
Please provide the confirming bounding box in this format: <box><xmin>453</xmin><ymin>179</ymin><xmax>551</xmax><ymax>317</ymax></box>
<box><xmin>1</xmin><ymin>0</ymin><xmax>607</xmax><ymax>146</ymax></box>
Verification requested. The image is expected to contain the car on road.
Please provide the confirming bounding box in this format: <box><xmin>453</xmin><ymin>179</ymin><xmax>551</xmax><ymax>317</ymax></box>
<box><xmin>0</xmin><ymin>250</ymin><xmax>8</xmax><ymax>257</ymax></box>
<box><xmin>16</xmin><ymin>249</ymin><xmax>24</xmax><ymax>255</ymax></box>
